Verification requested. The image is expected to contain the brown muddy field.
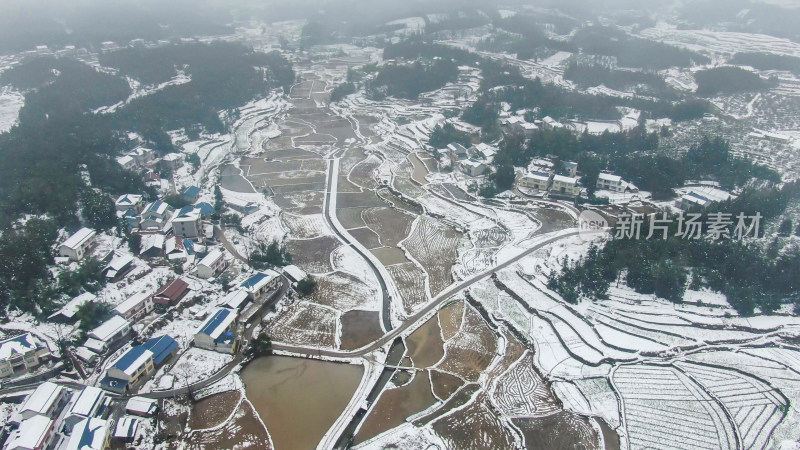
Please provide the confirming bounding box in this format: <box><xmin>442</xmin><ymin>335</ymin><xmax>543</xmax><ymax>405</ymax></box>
<box><xmin>429</xmin><ymin>369</ymin><xmax>464</xmax><ymax>401</ymax></box>
<box><xmin>438</xmin><ymin>301</ymin><xmax>464</xmax><ymax>341</ymax></box>
<box><xmin>512</xmin><ymin>411</ymin><xmax>602</xmax><ymax>450</ymax></box>
<box><xmin>353</xmin><ymin>371</ymin><xmax>438</xmax><ymax>445</ymax></box>
<box><xmin>185</xmin><ymin>400</ymin><xmax>272</xmax><ymax>450</ymax></box>
<box><xmin>336</xmin><ymin>207</ymin><xmax>368</xmax><ymax>229</ymax></box>
<box><xmin>340</xmin><ymin>310</ymin><xmax>384</xmax><ymax>350</ymax></box>
<box><xmin>286</xmin><ymin>236</ymin><xmax>340</xmax><ymax>274</ymax></box>
<box><xmin>349</xmin><ymin>227</ymin><xmax>383</xmax><ymax>249</ymax></box>
<box><xmin>432</xmin><ymin>393</ymin><xmax>516</xmax><ymax>449</ymax></box>
<box><xmin>188</xmin><ymin>391</ymin><xmax>241</xmax><ymax>430</ymax></box>
<box><xmin>386</xmin><ymin>262</ymin><xmax>428</xmax><ymax>314</ymax></box>
<box><xmin>405</xmin><ymin>316</ymin><xmax>445</xmax><ymax>368</ymax></box>
<box><xmin>362</xmin><ymin>207</ymin><xmax>414</xmax><ymax>247</ymax></box>
<box><xmin>370</xmin><ymin>247</ymin><xmax>410</xmax><ymax>266</ymax></box>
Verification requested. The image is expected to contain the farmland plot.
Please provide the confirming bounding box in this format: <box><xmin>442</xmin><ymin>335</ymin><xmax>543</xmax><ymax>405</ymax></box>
<box><xmin>387</xmin><ymin>263</ymin><xmax>428</xmax><ymax>314</ymax></box>
<box><xmin>431</xmin><ymin>393</ymin><xmax>516</xmax><ymax>450</ymax></box>
<box><xmin>436</xmin><ymin>305</ymin><xmax>498</xmax><ymax>382</ymax></box>
<box><xmin>493</xmin><ymin>352</ymin><xmax>560</xmax><ymax>417</ymax></box>
<box><xmin>286</xmin><ymin>236</ymin><xmax>340</xmax><ymax>274</ymax></box>
<box><xmin>281</xmin><ymin>213</ymin><xmax>329</xmax><ymax>239</ymax></box>
<box><xmin>310</xmin><ymin>271</ymin><xmax>379</xmax><ymax>312</ymax></box>
<box><xmin>512</xmin><ymin>411</ymin><xmax>601</xmax><ymax>450</ymax></box>
<box><xmin>402</xmin><ymin>216</ymin><xmax>463</xmax><ymax>297</ymax></box>
<box><xmin>266</xmin><ymin>301</ymin><xmax>338</xmax><ymax>348</ymax></box>
<box><xmin>348</xmin><ymin>154</ymin><xmax>382</xmax><ymax>190</ymax></box>
<box><xmin>676</xmin><ymin>361</ymin><xmax>788</xmax><ymax>450</ymax></box>
<box><xmin>613</xmin><ymin>364</ymin><xmax>737</xmax><ymax>450</ymax></box>
<box><xmin>362</xmin><ymin>207</ymin><xmax>414</xmax><ymax>247</ymax></box>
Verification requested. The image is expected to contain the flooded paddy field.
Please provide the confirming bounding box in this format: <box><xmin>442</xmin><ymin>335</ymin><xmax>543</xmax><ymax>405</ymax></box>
<box><xmin>241</xmin><ymin>356</ymin><xmax>364</xmax><ymax>450</ymax></box>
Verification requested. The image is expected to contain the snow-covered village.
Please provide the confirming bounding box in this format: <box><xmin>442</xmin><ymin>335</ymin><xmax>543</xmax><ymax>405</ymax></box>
<box><xmin>1</xmin><ymin>0</ymin><xmax>800</xmax><ymax>449</ymax></box>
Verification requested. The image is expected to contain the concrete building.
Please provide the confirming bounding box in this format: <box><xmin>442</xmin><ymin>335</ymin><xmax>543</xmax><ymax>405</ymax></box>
<box><xmin>240</xmin><ymin>271</ymin><xmax>280</xmax><ymax>302</ymax></box>
<box><xmin>0</xmin><ymin>333</ymin><xmax>50</xmax><ymax>379</ymax></box>
<box><xmin>63</xmin><ymin>386</ymin><xmax>108</xmax><ymax>434</ymax></box>
<box><xmin>459</xmin><ymin>160</ymin><xmax>489</xmax><ymax>177</ymax></box>
<box><xmin>113</xmin><ymin>293</ymin><xmax>153</xmax><ymax>323</ymax></box>
<box><xmin>518</xmin><ymin>171</ymin><xmax>552</xmax><ymax>192</ymax></box>
<box><xmin>4</xmin><ymin>415</ymin><xmax>56</xmax><ymax>450</ymax></box>
<box><xmin>194</xmin><ymin>308</ymin><xmax>238</xmax><ymax>354</ymax></box>
<box><xmin>446</xmin><ymin>143</ymin><xmax>469</xmax><ymax>160</ymax></box>
<box><xmin>16</xmin><ymin>382</ymin><xmax>69</xmax><ymax>422</ymax></box>
<box><xmin>563</xmin><ymin>161</ymin><xmax>578</xmax><ymax>178</ymax></box>
<box><xmin>181</xmin><ymin>186</ymin><xmax>201</xmax><ymax>203</ymax></box>
<box><xmin>222</xmin><ymin>289</ymin><xmax>250</xmax><ymax>311</ymax></box>
<box><xmin>196</xmin><ymin>249</ymin><xmax>226</xmax><ymax>279</ymax></box>
<box><xmin>113</xmin><ymin>417</ymin><xmax>139</xmax><ymax>442</ymax></box>
<box><xmin>551</xmin><ymin>174</ymin><xmax>581</xmax><ymax>197</ymax></box>
<box><xmin>104</xmin><ymin>253</ymin><xmax>134</xmax><ymax>281</ymax></box>
<box><xmin>679</xmin><ymin>192</ymin><xmax>713</xmax><ymax>210</ymax></box>
<box><xmin>140</xmin><ymin>201</ymin><xmax>174</xmax><ymax>232</ymax></box>
<box><xmin>469</xmin><ymin>143</ymin><xmax>498</xmax><ymax>162</ymax></box>
<box><xmin>103</xmin><ymin>346</ymin><xmax>155</xmax><ymax>393</ymax></box>
<box><xmin>58</xmin><ymin>228</ymin><xmax>96</xmax><ymax>261</ymax></box>
<box><xmin>87</xmin><ymin>316</ymin><xmax>131</xmax><ymax>352</ymax></box>
<box><xmin>64</xmin><ymin>418</ymin><xmax>110</xmax><ymax>450</ymax></box>
<box><xmin>171</xmin><ymin>207</ymin><xmax>202</xmax><ymax>240</ymax></box>
<box><xmin>141</xmin><ymin>335</ymin><xmax>179</xmax><ymax>367</ymax></box>
<box><xmin>282</xmin><ymin>265</ymin><xmax>307</xmax><ymax>284</ymax></box>
<box><xmin>115</xmin><ymin>194</ymin><xmax>144</xmax><ymax>213</ymax></box>
<box><xmin>152</xmin><ymin>278</ymin><xmax>190</xmax><ymax>306</ymax></box>
<box><xmin>597</xmin><ymin>173</ymin><xmax>631</xmax><ymax>192</ymax></box>
<box><xmin>125</xmin><ymin>397</ymin><xmax>158</xmax><ymax>417</ymax></box>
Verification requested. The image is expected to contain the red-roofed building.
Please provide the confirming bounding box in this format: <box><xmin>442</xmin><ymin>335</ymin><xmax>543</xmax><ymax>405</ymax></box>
<box><xmin>152</xmin><ymin>278</ymin><xmax>190</xmax><ymax>306</ymax></box>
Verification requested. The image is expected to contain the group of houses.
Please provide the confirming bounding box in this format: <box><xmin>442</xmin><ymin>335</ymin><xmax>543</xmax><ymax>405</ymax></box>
<box><xmin>3</xmin><ymin>380</ymin><xmax>157</xmax><ymax>450</ymax></box>
<box><xmin>517</xmin><ymin>158</ymin><xmax>638</xmax><ymax>199</ymax></box>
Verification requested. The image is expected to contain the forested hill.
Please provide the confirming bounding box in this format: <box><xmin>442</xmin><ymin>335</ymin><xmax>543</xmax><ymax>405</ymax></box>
<box><xmin>0</xmin><ymin>42</ymin><xmax>294</xmax><ymax>227</ymax></box>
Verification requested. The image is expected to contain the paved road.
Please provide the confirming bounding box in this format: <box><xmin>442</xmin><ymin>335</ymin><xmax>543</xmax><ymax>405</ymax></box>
<box><xmin>274</xmin><ymin>229</ymin><xmax>583</xmax><ymax>358</ymax></box>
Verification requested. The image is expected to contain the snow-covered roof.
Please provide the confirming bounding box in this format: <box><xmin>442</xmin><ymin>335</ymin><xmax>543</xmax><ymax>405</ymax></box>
<box><xmin>162</xmin><ymin>153</ymin><xmax>182</xmax><ymax>161</ymax></box>
<box><xmin>0</xmin><ymin>333</ymin><xmax>45</xmax><ymax>360</ymax></box>
<box><xmin>172</xmin><ymin>207</ymin><xmax>201</xmax><ymax>223</ymax></box>
<box><xmin>61</xmin><ymin>228</ymin><xmax>96</xmax><ymax>250</ymax></box>
<box><xmin>115</xmin><ymin>194</ymin><xmax>143</xmax><ymax>207</ymax></box>
<box><xmin>552</xmin><ymin>174</ymin><xmax>578</xmax><ymax>185</ymax></box>
<box><xmin>114</xmin><ymin>293</ymin><xmax>150</xmax><ymax>316</ymax></box>
<box><xmin>282</xmin><ymin>265</ymin><xmax>306</xmax><ymax>283</ymax></box>
<box><xmin>66</xmin><ymin>418</ymin><xmax>109</xmax><ymax>450</ymax></box>
<box><xmin>48</xmin><ymin>293</ymin><xmax>97</xmax><ymax>321</ymax></box>
<box><xmin>140</xmin><ymin>234</ymin><xmax>165</xmax><ymax>251</ymax></box>
<box><xmin>240</xmin><ymin>270</ymin><xmax>279</xmax><ymax>293</ymax></box>
<box><xmin>524</xmin><ymin>171</ymin><xmax>551</xmax><ymax>182</ymax></box>
<box><xmin>20</xmin><ymin>382</ymin><xmax>64</xmax><ymax>415</ymax></box>
<box><xmin>117</xmin><ymin>155</ymin><xmax>135</xmax><ymax>166</ymax></box>
<box><xmin>598</xmin><ymin>173</ymin><xmax>623</xmax><ymax>183</ymax></box>
<box><xmin>6</xmin><ymin>415</ymin><xmax>53</xmax><ymax>450</ymax></box>
<box><xmin>198</xmin><ymin>249</ymin><xmax>224</xmax><ymax>268</ymax></box>
<box><xmin>75</xmin><ymin>346</ymin><xmax>98</xmax><ymax>362</ymax></box>
<box><xmin>106</xmin><ymin>252</ymin><xmax>134</xmax><ymax>272</ymax></box>
<box><xmin>222</xmin><ymin>289</ymin><xmax>250</xmax><ymax>310</ymax></box>
<box><xmin>114</xmin><ymin>416</ymin><xmax>139</xmax><ymax>439</ymax></box>
<box><xmin>461</xmin><ymin>160</ymin><xmax>486</xmax><ymax>169</ymax></box>
<box><xmin>196</xmin><ymin>308</ymin><xmax>236</xmax><ymax>340</ymax></box>
<box><xmin>89</xmin><ymin>316</ymin><xmax>130</xmax><ymax>342</ymax></box>
<box><xmin>143</xmin><ymin>200</ymin><xmax>170</xmax><ymax>216</ymax></box>
<box><xmin>110</xmin><ymin>346</ymin><xmax>153</xmax><ymax>376</ymax></box>
<box><xmin>68</xmin><ymin>386</ymin><xmax>105</xmax><ymax>418</ymax></box>
<box><xmin>125</xmin><ymin>397</ymin><xmax>157</xmax><ymax>416</ymax></box>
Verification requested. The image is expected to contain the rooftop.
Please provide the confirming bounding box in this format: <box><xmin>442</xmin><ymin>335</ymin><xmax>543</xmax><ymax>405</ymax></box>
<box><xmin>197</xmin><ymin>308</ymin><xmax>236</xmax><ymax>340</ymax></box>
<box><xmin>553</xmin><ymin>174</ymin><xmax>578</xmax><ymax>185</ymax></box>
<box><xmin>61</xmin><ymin>228</ymin><xmax>96</xmax><ymax>250</ymax></box>
<box><xmin>141</xmin><ymin>335</ymin><xmax>179</xmax><ymax>366</ymax></box>
<box><xmin>155</xmin><ymin>278</ymin><xmax>189</xmax><ymax>301</ymax></box>
<box><xmin>283</xmin><ymin>265</ymin><xmax>306</xmax><ymax>282</ymax></box>
<box><xmin>182</xmin><ymin>186</ymin><xmax>201</xmax><ymax>197</ymax></box>
<box><xmin>66</xmin><ymin>418</ymin><xmax>109</xmax><ymax>450</ymax></box>
<box><xmin>20</xmin><ymin>382</ymin><xmax>63</xmax><ymax>415</ymax></box>
<box><xmin>0</xmin><ymin>333</ymin><xmax>45</xmax><ymax>359</ymax></box>
<box><xmin>598</xmin><ymin>173</ymin><xmax>623</xmax><ymax>183</ymax></box>
<box><xmin>222</xmin><ymin>289</ymin><xmax>250</xmax><ymax>309</ymax></box>
<box><xmin>114</xmin><ymin>293</ymin><xmax>150</xmax><ymax>316</ymax></box>
<box><xmin>125</xmin><ymin>397</ymin><xmax>158</xmax><ymax>415</ymax></box>
<box><xmin>114</xmin><ymin>416</ymin><xmax>139</xmax><ymax>439</ymax></box>
<box><xmin>111</xmin><ymin>346</ymin><xmax>153</xmax><ymax>376</ymax></box>
<box><xmin>115</xmin><ymin>194</ymin><xmax>143</xmax><ymax>206</ymax></box>
<box><xmin>48</xmin><ymin>293</ymin><xmax>97</xmax><ymax>321</ymax></box>
<box><xmin>6</xmin><ymin>415</ymin><xmax>53</xmax><ymax>450</ymax></box>
<box><xmin>90</xmin><ymin>316</ymin><xmax>129</xmax><ymax>342</ymax></box>
<box><xmin>68</xmin><ymin>386</ymin><xmax>105</xmax><ymax>418</ymax></box>
<box><xmin>240</xmin><ymin>270</ymin><xmax>279</xmax><ymax>293</ymax></box>
<box><xmin>198</xmin><ymin>249</ymin><xmax>224</xmax><ymax>268</ymax></box>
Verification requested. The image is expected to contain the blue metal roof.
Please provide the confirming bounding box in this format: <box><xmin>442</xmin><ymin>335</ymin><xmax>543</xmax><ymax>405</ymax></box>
<box><xmin>113</xmin><ymin>346</ymin><xmax>149</xmax><ymax>372</ymax></box>
<box><xmin>199</xmin><ymin>309</ymin><xmax>232</xmax><ymax>336</ymax></box>
<box><xmin>177</xmin><ymin>206</ymin><xmax>194</xmax><ymax>216</ymax></box>
<box><xmin>241</xmin><ymin>272</ymin><xmax>268</xmax><ymax>289</ymax></box>
<box><xmin>215</xmin><ymin>331</ymin><xmax>235</xmax><ymax>344</ymax></box>
<box><xmin>195</xmin><ymin>202</ymin><xmax>216</xmax><ymax>215</ymax></box>
<box><xmin>142</xmin><ymin>335</ymin><xmax>178</xmax><ymax>366</ymax></box>
<box><xmin>182</xmin><ymin>186</ymin><xmax>200</xmax><ymax>197</ymax></box>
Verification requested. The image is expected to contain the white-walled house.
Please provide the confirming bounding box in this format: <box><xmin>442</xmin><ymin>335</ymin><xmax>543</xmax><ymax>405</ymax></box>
<box><xmin>115</xmin><ymin>194</ymin><xmax>144</xmax><ymax>213</ymax></box>
<box><xmin>87</xmin><ymin>316</ymin><xmax>131</xmax><ymax>352</ymax></box>
<box><xmin>518</xmin><ymin>171</ymin><xmax>552</xmax><ymax>192</ymax></box>
<box><xmin>63</xmin><ymin>386</ymin><xmax>108</xmax><ymax>433</ymax></box>
<box><xmin>114</xmin><ymin>293</ymin><xmax>154</xmax><ymax>323</ymax></box>
<box><xmin>459</xmin><ymin>159</ymin><xmax>488</xmax><ymax>177</ymax></box>
<box><xmin>171</xmin><ymin>207</ymin><xmax>202</xmax><ymax>239</ymax></box>
<box><xmin>240</xmin><ymin>270</ymin><xmax>280</xmax><ymax>302</ymax></box>
<box><xmin>0</xmin><ymin>333</ymin><xmax>51</xmax><ymax>378</ymax></box>
<box><xmin>4</xmin><ymin>415</ymin><xmax>56</xmax><ymax>450</ymax></box>
<box><xmin>58</xmin><ymin>228</ymin><xmax>96</xmax><ymax>261</ymax></box>
<box><xmin>196</xmin><ymin>249</ymin><xmax>227</xmax><ymax>279</ymax></box>
<box><xmin>103</xmin><ymin>346</ymin><xmax>155</xmax><ymax>393</ymax></box>
<box><xmin>16</xmin><ymin>382</ymin><xmax>70</xmax><ymax>421</ymax></box>
<box><xmin>194</xmin><ymin>308</ymin><xmax>238</xmax><ymax>353</ymax></box>
<box><xmin>551</xmin><ymin>175</ymin><xmax>581</xmax><ymax>197</ymax></box>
